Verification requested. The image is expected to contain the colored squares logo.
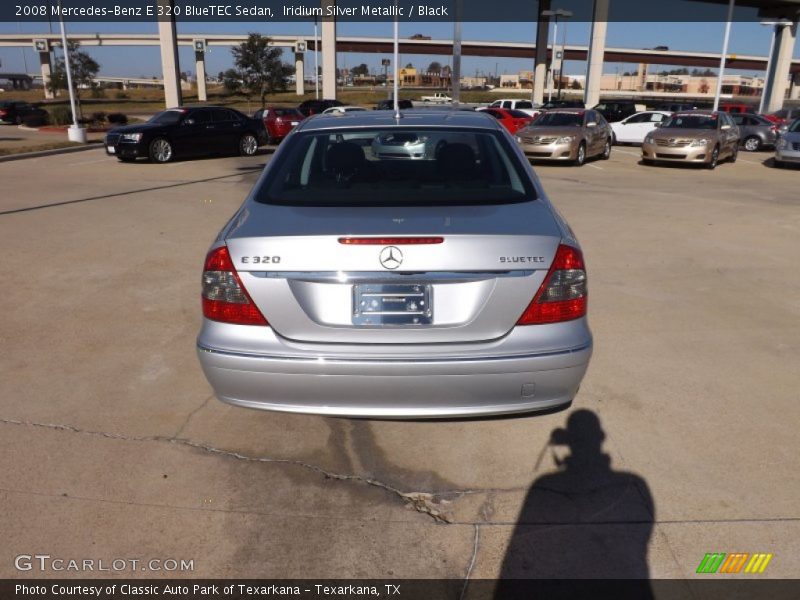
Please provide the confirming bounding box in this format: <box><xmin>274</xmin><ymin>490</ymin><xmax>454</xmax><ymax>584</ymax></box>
<box><xmin>697</xmin><ymin>553</ymin><xmax>773</xmax><ymax>574</ymax></box>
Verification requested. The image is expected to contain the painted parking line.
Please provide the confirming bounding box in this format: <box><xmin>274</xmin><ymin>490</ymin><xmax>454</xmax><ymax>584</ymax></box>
<box><xmin>67</xmin><ymin>157</ymin><xmax>116</xmax><ymax>166</ymax></box>
<box><xmin>613</xmin><ymin>149</ymin><xmax>641</xmax><ymax>156</ymax></box>
<box><xmin>586</xmin><ymin>163</ymin><xmax>604</xmax><ymax>170</ymax></box>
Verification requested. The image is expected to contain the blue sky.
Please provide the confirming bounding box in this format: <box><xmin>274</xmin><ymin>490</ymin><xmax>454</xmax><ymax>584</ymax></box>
<box><xmin>1</xmin><ymin>20</ymin><xmax>797</xmax><ymax>79</ymax></box>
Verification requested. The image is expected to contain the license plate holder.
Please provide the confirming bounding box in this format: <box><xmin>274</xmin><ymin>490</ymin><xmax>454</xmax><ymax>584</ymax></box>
<box><xmin>353</xmin><ymin>283</ymin><xmax>432</xmax><ymax>326</ymax></box>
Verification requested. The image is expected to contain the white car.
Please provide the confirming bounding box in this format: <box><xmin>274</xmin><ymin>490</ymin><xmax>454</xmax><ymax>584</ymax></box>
<box><xmin>610</xmin><ymin>111</ymin><xmax>672</xmax><ymax>145</ymax></box>
<box><xmin>322</xmin><ymin>105</ymin><xmax>368</xmax><ymax>115</ymax></box>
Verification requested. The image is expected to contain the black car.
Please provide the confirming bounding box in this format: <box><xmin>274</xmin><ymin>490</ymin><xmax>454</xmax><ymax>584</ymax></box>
<box><xmin>374</xmin><ymin>99</ymin><xmax>414</xmax><ymax>110</ymax></box>
<box><xmin>297</xmin><ymin>99</ymin><xmax>344</xmax><ymax>117</ymax></box>
<box><xmin>104</xmin><ymin>106</ymin><xmax>267</xmax><ymax>163</ymax></box>
<box><xmin>540</xmin><ymin>99</ymin><xmax>585</xmax><ymax>110</ymax></box>
<box><xmin>0</xmin><ymin>101</ymin><xmax>49</xmax><ymax>125</ymax></box>
<box><xmin>593</xmin><ymin>101</ymin><xmax>640</xmax><ymax>123</ymax></box>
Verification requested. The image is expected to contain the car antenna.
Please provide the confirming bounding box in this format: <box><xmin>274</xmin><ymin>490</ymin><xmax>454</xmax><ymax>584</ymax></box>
<box><xmin>392</xmin><ymin>2</ymin><xmax>401</xmax><ymax>120</ymax></box>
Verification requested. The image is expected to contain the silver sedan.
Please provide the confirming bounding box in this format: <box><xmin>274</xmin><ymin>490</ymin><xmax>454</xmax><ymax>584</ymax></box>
<box><xmin>197</xmin><ymin>111</ymin><xmax>592</xmax><ymax>418</ymax></box>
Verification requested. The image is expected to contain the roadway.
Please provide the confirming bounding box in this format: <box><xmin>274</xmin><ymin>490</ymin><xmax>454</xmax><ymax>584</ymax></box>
<box><xmin>0</xmin><ymin>146</ymin><xmax>798</xmax><ymax>583</ymax></box>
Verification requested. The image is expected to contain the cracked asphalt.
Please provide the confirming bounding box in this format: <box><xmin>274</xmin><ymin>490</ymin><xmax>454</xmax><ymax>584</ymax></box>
<box><xmin>0</xmin><ymin>145</ymin><xmax>798</xmax><ymax>584</ymax></box>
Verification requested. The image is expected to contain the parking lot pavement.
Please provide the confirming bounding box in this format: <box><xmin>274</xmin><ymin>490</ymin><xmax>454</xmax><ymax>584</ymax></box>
<box><xmin>1</xmin><ymin>148</ymin><xmax>798</xmax><ymax>581</ymax></box>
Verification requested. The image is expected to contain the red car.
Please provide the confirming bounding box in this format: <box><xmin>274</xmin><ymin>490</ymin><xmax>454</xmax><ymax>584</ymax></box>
<box><xmin>253</xmin><ymin>107</ymin><xmax>305</xmax><ymax>144</ymax></box>
<box><xmin>482</xmin><ymin>108</ymin><xmax>534</xmax><ymax>134</ymax></box>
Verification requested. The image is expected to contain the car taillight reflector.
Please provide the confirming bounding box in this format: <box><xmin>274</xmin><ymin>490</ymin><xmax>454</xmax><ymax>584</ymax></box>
<box><xmin>339</xmin><ymin>237</ymin><xmax>444</xmax><ymax>245</ymax></box>
<box><xmin>202</xmin><ymin>246</ymin><xmax>268</xmax><ymax>326</ymax></box>
<box><xmin>516</xmin><ymin>244</ymin><xmax>587</xmax><ymax>325</ymax></box>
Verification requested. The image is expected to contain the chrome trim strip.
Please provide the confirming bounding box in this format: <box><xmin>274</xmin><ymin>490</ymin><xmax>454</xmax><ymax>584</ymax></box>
<box><xmin>196</xmin><ymin>341</ymin><xmax>591</xmax><ymax>364</ymax></box>
<box><xmin>248</xmin><ymin>270</ymin><xmax>536</xmax><ymax>283</ymax></box>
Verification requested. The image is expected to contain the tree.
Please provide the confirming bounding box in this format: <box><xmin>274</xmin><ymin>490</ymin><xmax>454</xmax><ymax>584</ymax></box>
<box><xmin>48</xmin><ymin>41</ymin><xmax>100</xmax><ymax>108</ymax></box>
<box><xmin>427</xmin><ymin>61</ymin><xmax>442</xmax><ymax>74</ymax></box>
<box><xmin>441</xmin><ymin>65</ymin><xmax>452</xmax><ymax>77</ymax></box>
<box><xmin>221</xmin><ymin>68</ymin><xmax>245</xmax><ymax>96</ymax></box>
<box><xmin>231</xmin><ymin>33</ymin><xmax>293</xmax><ymax>107</ymax></box>
<box><xmin>351</xmin><ymin>63</ymin><xmax>369</xmax><ymax>77</ymax></box>
<box><xmin>570</xmin><ymin>79</ymin><xmax>583</xmax><ymax>90</ymax></box>
<box><xmin>405</xmin><ymin>62</ymin><xmax>414</xmax><ymax>69</ymax></box>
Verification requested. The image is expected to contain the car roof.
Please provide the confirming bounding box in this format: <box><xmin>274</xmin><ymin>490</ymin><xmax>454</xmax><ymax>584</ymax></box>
<box><xmin>295</xmin><ymin>110</ymin><xmax>504</xmax><ymax>132</ymax></box>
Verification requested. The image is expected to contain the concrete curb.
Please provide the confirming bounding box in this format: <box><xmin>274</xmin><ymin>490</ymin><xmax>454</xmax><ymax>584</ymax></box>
<box><xmin>0</xmin><ymin>143</ymin><xmax>103</xmax><ymax>163</ymax></box>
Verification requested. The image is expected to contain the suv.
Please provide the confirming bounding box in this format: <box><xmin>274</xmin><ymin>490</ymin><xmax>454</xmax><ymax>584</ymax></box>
<box><xmin>297</xmin><ymin>99</ymin><xmax>343</xmax><ymax>117</ymax></box>
<box><xmin>592</xmin><ymin>101</ymin><xmax>642</xmax><ymax>123</ymax></box>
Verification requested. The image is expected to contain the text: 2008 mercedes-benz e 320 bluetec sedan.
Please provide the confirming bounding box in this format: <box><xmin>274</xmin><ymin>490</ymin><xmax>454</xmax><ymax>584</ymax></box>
<box><xmin>197</xmin><ymin>110</ymin><xmax>592</xmax><ymax>418</ymax></box>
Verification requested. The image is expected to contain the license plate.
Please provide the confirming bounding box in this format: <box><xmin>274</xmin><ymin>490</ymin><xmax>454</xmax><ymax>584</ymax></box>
<box><xmin>106</xmin><ymin>146</ymin><xmax>115</xmax><ymax>154</ymax></box>
<box><xmin>353</xmin><ymin>283</ymin><xmax>432</xmax><ymax>326</ymax></box>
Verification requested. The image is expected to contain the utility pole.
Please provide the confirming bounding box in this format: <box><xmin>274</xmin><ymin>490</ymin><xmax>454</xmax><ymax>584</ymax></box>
<box><xmin>57</xmin><ymin>0</ymin><xmax>86</xmax><ymax>142</ymax></box>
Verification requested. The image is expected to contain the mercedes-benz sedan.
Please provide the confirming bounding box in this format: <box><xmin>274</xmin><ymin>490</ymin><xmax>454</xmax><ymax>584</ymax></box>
<box><xmin>197</xmin><ymin>111</ymin><xmax>592</xmax><ymax>418</ymax></box>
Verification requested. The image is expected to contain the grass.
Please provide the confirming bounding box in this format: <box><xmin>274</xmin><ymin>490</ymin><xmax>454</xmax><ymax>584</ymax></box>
<box><xmin>0</xmin><ymin>140</ymin><xmax>101</xmax><ymax>157</ymax></box>
<box><xmin>2</xmin><ymin>85</ymin><xmax>545</xmax><ymax>116</ymax></box>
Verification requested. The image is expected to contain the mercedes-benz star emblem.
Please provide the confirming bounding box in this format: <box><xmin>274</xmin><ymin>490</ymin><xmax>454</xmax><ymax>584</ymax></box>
<box><xmin>379</xmin><ymin>246</ymin><xmax>403</xmax><ymax>270</ymax></box>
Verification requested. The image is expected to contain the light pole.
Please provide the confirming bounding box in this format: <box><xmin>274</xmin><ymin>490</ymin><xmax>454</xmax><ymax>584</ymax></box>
<box><xmin>57</xmin><ymin>0</ymin><xmax>86</xmax><ymax>143</ymax></box>
<box><xmin>314</xmin><ymin>18</ymin><xmax>319</xmax><ymax>99</ymax></box>
<box><xmin>712</xmin><ymin>0</ymin><xmax>736</xmax><ymax>112</ymax></box>
<box><xmin>541</xmin><ymin>9</ymin><xmax>572</xmax><ymax>103</ymax></box>
<box><xmin>758</xmin><ymin>20</ymin><xmax>791</xmax><ymax>114</ymax></box>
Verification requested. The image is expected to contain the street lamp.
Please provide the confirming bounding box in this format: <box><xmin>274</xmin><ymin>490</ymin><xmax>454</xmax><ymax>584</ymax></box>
<box><xmin>541</xmin><ymin>9</ymin><xmax>573</xmax><ymax>103</ymax></box>
<box><xmin>57</xmin><ymin>0</ymin><xmax>86</xmax><ymax>143</ymax></box>
<box><xmin>758</xmin><ymin>19</ymin><xmax>792</xmax><ymax>114</ymax></box>
<box><xmin>712</xmin><ymin>0</ymin><xmax>736</xmax><ymax>112</ymax></box>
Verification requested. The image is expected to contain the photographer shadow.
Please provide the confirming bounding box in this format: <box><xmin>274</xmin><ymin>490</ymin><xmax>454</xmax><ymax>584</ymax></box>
<box><xmin>495</xmin><ymin>409</ymin><xmax>654</xmax><ymax>598</ymax></box>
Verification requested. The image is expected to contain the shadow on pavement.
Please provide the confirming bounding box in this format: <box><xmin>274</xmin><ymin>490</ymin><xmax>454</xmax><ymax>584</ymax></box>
<box><xmin>495</xmin><ymin>409</ymin><xmax>654</xmax><ymax>598</ymax></box>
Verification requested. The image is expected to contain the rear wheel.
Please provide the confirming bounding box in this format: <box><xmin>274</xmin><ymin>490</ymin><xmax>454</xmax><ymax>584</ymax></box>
<box><xmin>601</xmin><ymin>138</ymin><xmax>612</xmax><ymax>160</ymax></box>
<box><xmin>743</xmin><ymin>136</ymin><xmax>761</xmax><ymax>152</ymax></box>
<box><xmin>574</xmin><ymin>142</ymin><xmax>586</xmax><ymax>167</ymax></box>
<box><xmin>149</xmin><ymin>137</ymin><xmax>173</xmax><ymax>163</ymax></box>
<box><xmin>706</xmin><ymin>145</ymin><xmax>719</xmax><ymax>170</ymax></box>
<box><xmin>239</xmin><ymin>133</ymin><xmax>259</xmax><ymax>156</ymax></box>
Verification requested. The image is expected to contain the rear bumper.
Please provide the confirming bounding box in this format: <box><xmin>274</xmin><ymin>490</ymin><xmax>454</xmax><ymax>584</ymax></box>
<box><xmin>196</xmin><ymin>323</ymin><xmax>592</xmax><ymax>418</ymax></box>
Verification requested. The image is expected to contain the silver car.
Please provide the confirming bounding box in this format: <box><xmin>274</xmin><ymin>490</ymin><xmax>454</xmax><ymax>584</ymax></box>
<box><xmin>197</xmin><ymin>111</ymin><xmax>592</xmax><ymax>418</ymax></box>
<box><xmin>774</xmin><ymin>118</ymin><xmax>800</xmax><ymax>167</ymax></box>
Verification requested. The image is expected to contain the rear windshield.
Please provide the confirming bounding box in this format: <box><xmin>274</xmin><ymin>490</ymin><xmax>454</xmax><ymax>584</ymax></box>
<box><xmin>255</xmin><ymin>127</ymin><xmax>536</xmax><ymax>207</ymax></box>
<box><xmin>663</xmin><ymin>114</ymin><xmax>717</xmax><ymax>129</ymax></box>
<box><xmin>533</xmin><ymin>112</ymin><xmax>583</xmax><ymax>127</ymax></box>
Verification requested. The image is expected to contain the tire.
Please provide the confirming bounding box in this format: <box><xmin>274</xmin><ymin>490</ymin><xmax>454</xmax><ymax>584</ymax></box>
<box><xmin>642</xmin><ymin>158</ymin><xmax>654</xmax><ymax>166</ymax></box>
<box><xmin>706</xmin><ymin>145</ymin><xmax>719</xmax><ymax>170</ymax></box>
<box><xmin>574</xmin><ymin>142</ymin><xmax>586</xmax><ymax>167</ymax></box>
<box><xmin>743</xmin><ymin>136</ymin><xmax>761</xmax><ymax>152</ymax></box>
<box><xmin>601</xmin><ymin>138</ymin><xmax>612</xmax><ymax>160</ymax></box>
<box><xmin>729</xmin><ymin>144</ymin><xmax>738</xmax><ymax>163</ymax></box>
<box><xmin>148</xmin><ymin>137</ymin><xmax>173</xmax><ymax>163</ymax></box>
<box><xmin>611</xmin><ymin>131</ymin><xmax>617</xmax><ymax>145</ymax></box>
<box><xmin>239</xmin><ymin>133</ymin><xmax>259</xmax><ymax>156</ymax></box>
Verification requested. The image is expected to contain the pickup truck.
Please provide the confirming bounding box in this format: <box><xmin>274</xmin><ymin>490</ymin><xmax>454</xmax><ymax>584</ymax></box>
<box><xmin>480</xmin><ymin>98</ymin><xmax>542</xmax><ymax>118</ymax></box>
<box><xmin>421</xmin><ymin>92</ymin><xmax>452</xmax><ymax>104</ymax></box>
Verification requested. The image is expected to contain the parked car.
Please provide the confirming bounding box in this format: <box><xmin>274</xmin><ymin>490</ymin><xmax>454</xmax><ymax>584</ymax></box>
<box><xmin>322</xmin><ymin>105</ymin><xmax>368</xmax><ymax>115</ymax></box>
<box><xmin>375</xmin><ymin>98</ymin><xmax>414</xmax><ymax>110</ymax></box>
<box><xmin>731</xmin><ymin>113</ymin><xmax>778</xmax><ymax>151</ymax></box>
<box><xmin>0</xmin><ymin>101</ymin><xmax>49</xmax><ymax>125</ymax></box>
<box><xmin>196</xmin><ymin>110</ymin><xmax>592</xmax><ymax>418</ymax></box>
<box><xmin>540</xmin><ymin>99</ymin><xmax>585</xmax><ymax>110</ymax></box>
<box><xmin>765</xmin><ymin>107</ymin><xmax>800</xmax><ymax>127</ymax></box>
<box><xmin>641</xmin><ymin>110</ymin><xmax>739</xmax><ymax>169</ymax></box>
<box><xmin>483</xmin><ymin>99</ymin><xmax>542</xmax><ymax>118</ymax></box>
<box><xmin>253</xmin><ymin>106</ymin><xmax>304</xmax><ymax>144</ymax></box>
<box><xmin>774</xmin><ymin>118</ymin><xmax>800</xmax><ymax>168</ymax></box>
<box><xmin>592</xmin><ymin>100</ymin><xmax>644</xmax><ymax>123</ymax></box>
<box><xmin>297</xmin><ymin>98</ymin><xmax>343</xmax><ymax>117</ymax></box>
<box><xmin>654</xmin><ymin>102</ymin><xmax>698</xmax><ymax>113</ymax></box>
<box><xmin>421</xmin><ymin>92</ymin><xmax>452</xmax><ymax>104</ymax></box>
<box><xmin>105</xmin><ymin>106</ymin><xmax>267</xmax><ymax>163</ymax></box>
<box><xmin>515</xmin><ymin>109</ymin><xmax>612</xmax><ymax>166</ymax></box>
<box><xmin>719</xmin><ymin>103</ymin><xmax>757</xmax><ymax>115</ymax></box>
<box><xmin>482</xmin><ymin>107</ymin><xmax>534</xmax><ymax>134</ymax></box>
<box><xmin>610</xmin><ymin>111</ymin><xmax>672</xmax><ymax>144</ymax></box>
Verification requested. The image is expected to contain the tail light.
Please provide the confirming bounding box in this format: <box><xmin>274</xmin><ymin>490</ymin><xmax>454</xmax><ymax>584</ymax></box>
<box><xmin>516</xmin><ymin>244</ymin><xmax>587</xmax><ymax>325</ymax></box>
<box><xmin>201</xmin><ymin>246</ymin><xmax>268</xmax><ymax>326</ymax></box>
<box><xmin>0</xmin><ymin>110</ymin><xmax>7</xmax><ymax>117</ymax></box>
